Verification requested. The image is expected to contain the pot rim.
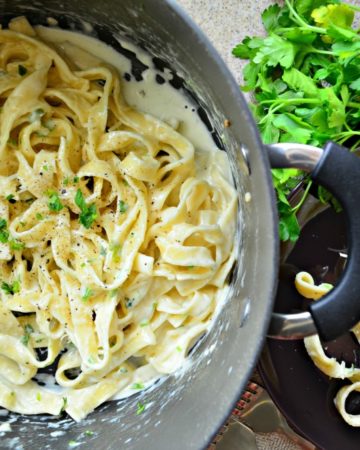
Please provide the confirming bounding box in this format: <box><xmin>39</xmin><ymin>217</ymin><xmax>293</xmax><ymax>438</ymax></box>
<box><xmin>162</xmin><ymin>0</ymin><xmax>279</xmax><ymax>446</ymax></box>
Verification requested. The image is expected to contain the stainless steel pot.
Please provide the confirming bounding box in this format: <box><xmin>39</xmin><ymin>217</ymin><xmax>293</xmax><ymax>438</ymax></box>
<box><xmin>2</xmin><ymin>1</ymin><xmax>360</xmax><ymax>449</ymax></box>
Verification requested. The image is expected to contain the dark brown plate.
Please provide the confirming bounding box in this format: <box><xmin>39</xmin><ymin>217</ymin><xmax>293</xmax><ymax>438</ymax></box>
<box><xmin>259</xmin><ymin>198</ymin><xmax>360</xmax><ymax>450</ymax></box>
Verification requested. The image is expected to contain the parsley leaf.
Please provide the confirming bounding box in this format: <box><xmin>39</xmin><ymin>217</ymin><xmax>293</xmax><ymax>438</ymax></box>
<box><xmin>119</xmin><ymin>200</ymin><xmax>128</xmax><ymax>214</ymax></box>
<box><xmin>47</xmin><ymin>191</ymin><xmax>64</xmax><ymax>212</ymax></box>
<box><xmin>311</xmin><ymin>4</ymin><xmax>354</xmax><ymax>30</ymax></box>
<box><xmin>0</xmin><ymin>218</ymin><xmax>9</xmax><ymax>243</ymax></box>
<box><xmin>1</xmin><ymin>280</ymin><xmax>20</xmax><ymax>295</ymax></box>
<box><xmin>20</xmin><ymin>324</ymin><xmax>34</xmax><ymax>346</ymax></box>
<box><xmin>282</xmin><ymin>68</ymin><xmax>318</xmax><ymax>97</ymax></box>
<box><xmin>233</xmin><ymin>0</ymin><xmax>360</xmax><ymax>241</ymax></box>
<box><xmin>136</xmin><ymin>402</ymin><xmax>145</xmax><ymax>415</ymax></box>
<box><xmin>253</xmin><ymin>34</ymin><xmax>296</xmax><ymax>69</ymax></box>
<box><xmin>262</xmin><ymin>4</ymin><xmax>282</xmax><ymax>32</ymax></box>
<box><xmin>82</xmin><ymin>287</ymin><xmax>93</xmax><ymax>302</ymax></box>
<box><xmin>75</xmin><ymin>189</ymin><xmax>97</xmax><ymax>229</ymax></box>
<box><xmin>29</xmin><ymin>108</ymin><xmax>45</xmax><ymax>123</ymax></box>
<box><xmin>10</xmin><ymin>239</ymin><xmax>25</xmax><ymax>251</ymax></box>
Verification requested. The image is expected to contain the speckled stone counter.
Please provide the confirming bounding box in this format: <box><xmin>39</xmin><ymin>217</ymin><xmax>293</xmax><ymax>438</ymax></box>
<box><xmin>176</xmin><ymin>0</ymin><xmax>271</xmax><ymax>84</ymax></box>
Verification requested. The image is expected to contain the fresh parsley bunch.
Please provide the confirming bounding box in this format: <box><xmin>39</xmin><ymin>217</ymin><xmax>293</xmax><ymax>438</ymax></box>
<box><xmin>233</xmin><ymin>0</ymin><xmax>360</xmax><ymax>241</ymax></box>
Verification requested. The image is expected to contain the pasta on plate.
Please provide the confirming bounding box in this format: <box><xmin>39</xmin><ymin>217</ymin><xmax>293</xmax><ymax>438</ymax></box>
<box><xmin>0</xmin><ymin>17</ymin><xmax>237</xmax><ymax>421</ymax></box>
<box><xmin>295</xmin><ymin>271</ymin><xmax>360</xmax><ymax>427</ymax></box>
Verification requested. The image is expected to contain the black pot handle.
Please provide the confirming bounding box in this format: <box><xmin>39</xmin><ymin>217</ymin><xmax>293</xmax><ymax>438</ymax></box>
<box><xmin>266</xmin><ymin>141</ymin><xmax>360</xmax><ymax>341</ymax></box>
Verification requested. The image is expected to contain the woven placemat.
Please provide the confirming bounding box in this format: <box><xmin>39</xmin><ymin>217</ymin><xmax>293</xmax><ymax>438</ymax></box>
<box><xmin>208</xmin><ymin>376</ymin><xmax>311</xmax><ymax>450</ymax></box>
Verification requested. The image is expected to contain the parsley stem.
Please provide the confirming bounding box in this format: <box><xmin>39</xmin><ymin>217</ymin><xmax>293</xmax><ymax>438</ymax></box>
<box><xmin>260</xmin><ymin>98</ymin><xmax>320</xmax><ymax>106</ymax></box>
<box><xmin>314</xmin><ymin>49</ymin><xmax>335</xmax><ymax>56</ymax></box>
<box><xmin>350</xmin><ymin>141</ymin><xmax>360</xmax><ymax>152</ymax></box>
<box><xmin>348</xmin><ymin>4</ymin><xmax>360</xmax><ymax>12</ymax></box>
<box><xmin>334</xmin><ymin>131</ymin><xmax>360</xmax><ymax>139</ymax></box>
<box><xmin>291</xmin><ymin>180</ymin><xmax>312</xmax><ymax>214</ymax></box>
<box><xmin>284</xmin><ymin>0</ymin><xmax>326</xmax><ymax>34</ymax></box>
<box><xmin>260</xmin><ymin>99</ymin><xmax>319</xmax><ymax>122</ymax></box>
<box><xmin>348</xmin><ymin>102</ymin><xmax>360</xmax><ymax>109</ymax></box>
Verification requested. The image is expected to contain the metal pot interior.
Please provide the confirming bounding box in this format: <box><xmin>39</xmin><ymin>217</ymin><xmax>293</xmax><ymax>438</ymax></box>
<box><xmin>0</xmin><ymin>1</ymin><xmax>278</xmax><ymax>449</ymax></box>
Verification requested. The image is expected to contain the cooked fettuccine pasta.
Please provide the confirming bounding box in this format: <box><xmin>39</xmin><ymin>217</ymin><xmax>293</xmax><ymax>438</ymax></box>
<box><xmin>0</xmin><ymin>17</ymin><xmax>237</xmax><ymax>421</ymax></box>
<box><xmin>295</xmin><ymin>271</ymin><xmax>360</xmax><ymax>427</ymax></box>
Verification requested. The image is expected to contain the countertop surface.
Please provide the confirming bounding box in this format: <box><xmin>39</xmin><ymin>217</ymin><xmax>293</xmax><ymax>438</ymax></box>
<box><xmin>176</xmin><ymin>0</ymin><xmax>272</xmax><ymax>84</ymax></box>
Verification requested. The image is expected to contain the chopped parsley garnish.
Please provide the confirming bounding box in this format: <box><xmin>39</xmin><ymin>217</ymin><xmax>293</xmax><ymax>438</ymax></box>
<box><xmin>6</xmin><ymin>194</ymin><xmax>14</xmax><ymax>202</ymax></box>
<box><xmin>68</xmin><ymin>440</ymin><xmax>78</xmax><ymax>448</ymax></box>
<box><xmin>140</xmin><ymin>320</ymin><xmax>148</xmax><ymax>327</ymax></box>
<box><xmin>44</xmin><ymin>119</ymin><xmax>56</xmax><ymax>131</ymax></box>
<box><xmin>136</xmin><ymin>402</ymin><xmax>146</xmax><ymax>415</ymax></box>
<box><xmin>1</xmin><ymin>280</ymin><xmax>20</xmax><ymax>295</ymax></box>
<box><xmin>119</xmin><ymin>367</ymin><xmax>128</xmax><ymax>374</ymax></box>
<box><xmin>20</xmin><ymin>334</ymin><xmax>30</xmax><ymax>347</ymax></box>
<box><xmin>36</xmin><ymin>213</ymin><xmax>43</xmax><ymax>221</ymax></box>
<box><xmin>110</xmin><ymin>242</ymin><xmax>121</xmax><ymax>261</ymax></box>
<box><xmin>0</xmin><ymin>219</ymin><xmax>9</xmax><ymax>243</ymax></box>
<box><xmin>7</xmin><ymin>137</ymin><xmax>17</xmax><ymax>147</ymax></box>
<box><xmin>18</xmin><ymin>64</ymin><xmax>27</xmax><ymax>76</ymax></box>
<box><xmin>63</xmin><ymin>177</ymin><xmax>70</xmax><ymax>186</ymax></box>
<box><xmin>42</xmin><ymin>165</ymin><xmax>49</xmax><ymax>171</ymax></box>
<box><xmin>176</xmin><ymin>346</ymin><xmax>182</xmax><ymax>353</ymax></box>
<box><xmin>187</xmin><ymin>266</ymin><xmax>195</xmax><ymax>269</ymax></box>
<box><xmin>84</xmin><ymin>430</ymin><xmax>94</xmax><ymax>437</ymax></box>
<box><xmin>109</xmin><ymin>289</ymin><xmax>118</xmax><ymax>298</ymax></box>
<box><xmin>25</xmin><ymin>324</ymin><xmax>34</xmax><ymax>334</ymax></box>
<box><xmin>29</xmin><ymin>108</ymin><xmax>45</xmax><ymax>123</ymax></box>
<box><xmin>47</xmin><ymin>191</ymin><xmax>64</xmax><ymax>212</ymax></box>
<box><xmin>10</xmin><ymin>239</ymin><xmax>25</xmax><ymax>251</ymax></box>
<box><xmin>61</xmin><ymin>397</ymin><xmax>68</xmax><ymax>412</ymax></box>
<box><xmin>80</xmin><ymin>262</ymin><xmax>86</xmax><ymax>268</ymax></box>
<box><xmin>119</xmin><ymin>200</ymin><xmax>128</xmax><ymax>214</ymax></box>
<box><xmin>82</xmin><ymin>287</ymin><xmax>93</xmax><ymax>302</ymax></box>
<box><xmin>20</xmin><ymin>324</ymin><xmax>34</xmax><ymax>346</ymax></box>
<box><xmin>75</xmin><ymin>189</ymin><xmax>97</xmax><ymax>229</ymax></box>
<box><xmin>36</xmin><ymin>392</ymin><xmax>41</xmax><ymax>401</ymax></box>
<box><xmin>132</xmin><ymin>382</ymin><xmax>144</xmax><ymax>390</ymax></box>
<box><xmin>73</xmin><ymin>176</ymin><xmax>79</xmax><ymax>183</ymax></box>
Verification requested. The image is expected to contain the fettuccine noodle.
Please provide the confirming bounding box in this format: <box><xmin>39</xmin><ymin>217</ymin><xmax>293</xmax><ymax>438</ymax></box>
<box><xmin>295</xmin><ymin>271</ymin><xmax>360</xmax><ymax>426</ymax></box>
<box><xmin>0</xmin><ymin>17</ymin><xmax>237</xmax><ymax>421</ymax></box>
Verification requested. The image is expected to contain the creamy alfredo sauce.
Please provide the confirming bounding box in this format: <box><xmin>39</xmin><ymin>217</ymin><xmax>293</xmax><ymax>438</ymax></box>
<box><xmin>23</xmin><ymin>27</ymin><xmax>234</xmax><ymax>402</ymax></box>
<box><xmin>36</xmin><ymin>26</ymin><xmax>231</xmax><ymax>178</ymax></box>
